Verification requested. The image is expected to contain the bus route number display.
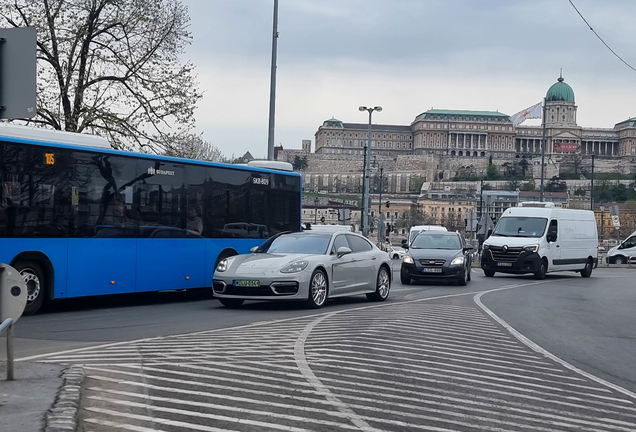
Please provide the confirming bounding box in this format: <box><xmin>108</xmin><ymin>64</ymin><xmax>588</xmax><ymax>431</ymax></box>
<box><xmin>253</xmin><ymin>177</ymin><xmax>269</xmax><ymax>186</ymax></box>
<box><xmin>45</xmin><ymin>152</ymin><xmax>55</xmax><ymax>165</ymax></box>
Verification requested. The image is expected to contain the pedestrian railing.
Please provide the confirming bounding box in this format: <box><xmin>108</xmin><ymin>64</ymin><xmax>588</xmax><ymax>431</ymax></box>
<box><xmin>0</xmin><ymin>318</ymin><xmax>15</xmax><ymax>380</ymax></box>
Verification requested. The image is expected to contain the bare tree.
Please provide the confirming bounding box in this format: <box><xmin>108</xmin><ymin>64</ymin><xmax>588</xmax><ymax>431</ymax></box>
<box><xmin>163</xmin><ymin>133</ymin><xmax>225</xmax><ymax>162</ymax></box>
<box><xmin>1</xmin><ymin>0</ymin><xmax>202</xmax><ymax>152</ymax></box>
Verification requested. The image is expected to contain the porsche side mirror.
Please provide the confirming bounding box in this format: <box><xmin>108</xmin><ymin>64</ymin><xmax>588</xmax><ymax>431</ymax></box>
<box><xmin>249</xmin><ymin>246</ymin><xmax>258</xmax><ymax>253</ymax></box>
<box><xmin>337</xmin><ymin>246</ymin><xmax>352</xmax><ymax>258</ymax></box>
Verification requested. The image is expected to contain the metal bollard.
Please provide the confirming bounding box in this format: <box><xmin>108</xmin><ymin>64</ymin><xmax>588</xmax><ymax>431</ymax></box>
<box><xmin>1</xmin><ymin>318</ymin><xmax>15</xmax><ymax>381</ymax></box>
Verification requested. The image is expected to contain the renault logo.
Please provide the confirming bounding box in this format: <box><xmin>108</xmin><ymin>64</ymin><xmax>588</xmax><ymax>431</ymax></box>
<box><xmin>503</xmin><ymin>245</ymin><xmax>509</xmax><ymax>253</ymax></box>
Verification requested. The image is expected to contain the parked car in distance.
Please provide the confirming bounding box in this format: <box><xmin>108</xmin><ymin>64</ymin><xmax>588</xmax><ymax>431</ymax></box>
<box><xmin>213</xmin><ymin>231</ymin><xmax>391</xmax><ymax>308</ymax></box>
<box><xmin>401</xmin><ymin>231</ymin><xmax>473</xmax><ymax>286</ymax></box>
<box><xmin>606</xmin><ymin>231</ymin><xmax>636</xmax><ymax>264</ymax></box>
<box><xmin>389</xmin><ymin>246</ymin><xmax>406</xmax><ymax>260</ymax></box>
<box><xmin>404</xmin><ymin>225</ymin><xmax>447</xmax><ymax>247</ymax></box>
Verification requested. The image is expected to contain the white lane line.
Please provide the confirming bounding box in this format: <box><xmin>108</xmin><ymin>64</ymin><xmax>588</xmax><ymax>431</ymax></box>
<box><xmin>293</xmin><ymin>313</ymin><xmax>380</xmax><ymax>432</ymax></box>
<box><xmin>84</xmin><ymin>418</ymin><xmax>169</xmax><ymax>432</ymax></box>
<box><xmin>88</xmin><ymin>392</ymin><xmax>360</xmax><ymax>431</ymax></box>
<box><xmin>306</xmin><ymin>357</ymin><xmax>628</xmax><ymax>403</ymax></box>
<box><xmin>309</xmin><ymin>349</ymin><xmax>588</xmax><ymax>384</ymax></box>
<box><xmin>474</xmin><ymin>288</ymin><xmax>636</xmax><ymax>403</ymax></box>
<box><xmin>86</xmin><ymin>375</ymin><xmax>628</xmax><ymax>432</ymax></box>
<box><xmin>18</xmin><ymin>281</ymin><xmax>553</xmax><ymax>362</ymax></box>
<box><xmin>86</xmin><ymin>366</ymin><xmax>636</xmax><ymax>424</ymax></box>
<box><xmin>85</xmin><ymin>407</ymin><xmax>303</xmax><ymax>432</ymax></box>
<box><xmin>311</xmin><ymin>339</ymin><xmax>564</xmax><ymax>372</ymax></box>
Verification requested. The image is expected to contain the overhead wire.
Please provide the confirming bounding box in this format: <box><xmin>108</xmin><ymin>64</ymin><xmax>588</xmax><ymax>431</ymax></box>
<box><xmin>567</xmin><ymin>0</ymin><xmax>636</xmax><ymax>72</ymax></box>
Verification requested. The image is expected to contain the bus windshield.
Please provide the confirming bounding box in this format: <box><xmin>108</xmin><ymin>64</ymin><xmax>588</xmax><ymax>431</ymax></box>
<box><xmin>493</xmin><ymin>217</ymin><xmax>548</xmax><ymax>238</ymax></box>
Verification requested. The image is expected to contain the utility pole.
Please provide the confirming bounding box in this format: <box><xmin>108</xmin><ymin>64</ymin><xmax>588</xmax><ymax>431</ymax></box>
<box><xmin>539</xmin><ymin>98</ymin><xmax>547</xmax><ymax>202</ymax></box>
<box><xmin>266</xmin><ymin>0</ymin><xmax>279</xmax><ymax>161</ymax></box>
<box><xmin>359</xmin><ymin>106</ymin><xmax>382</xmax><ymax>237</ymax></box>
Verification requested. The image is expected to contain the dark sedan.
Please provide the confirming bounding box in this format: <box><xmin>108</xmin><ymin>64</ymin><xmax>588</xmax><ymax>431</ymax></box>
<box><xmin>400</xmin><ymin>232</ymin><xmax>473</xmax><ymax>286</ymax></box>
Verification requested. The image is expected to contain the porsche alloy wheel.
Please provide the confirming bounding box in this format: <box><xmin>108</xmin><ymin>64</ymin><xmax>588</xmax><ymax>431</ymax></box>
<box><xmin>307</xmin><ymin>269</ymin><xmax>328</xmax><ymax>308</ymax></box>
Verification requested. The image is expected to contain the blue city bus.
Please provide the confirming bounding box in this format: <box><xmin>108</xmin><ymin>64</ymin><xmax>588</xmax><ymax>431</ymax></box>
<box><xmin>0</xmin><ymin>124</ymin><xmax>302</xmax><ymax>314</ymax></box>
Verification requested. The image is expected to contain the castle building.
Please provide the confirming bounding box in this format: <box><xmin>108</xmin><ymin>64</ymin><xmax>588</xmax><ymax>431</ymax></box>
<box><xmin>314</xmin><ymin>76</ymin><xmax>636</xmax><ymax>159</ymax></box>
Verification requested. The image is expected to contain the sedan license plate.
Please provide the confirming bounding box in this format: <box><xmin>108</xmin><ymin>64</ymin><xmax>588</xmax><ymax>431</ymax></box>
<box><xmin>233</xmin><ymin>279</ymin><xmax>260</xmax><ymax>287</ymax></box>
<box><xmin>423</xmin><ymin>267</ymin><xmax>442</xmax><ymax>273</ymax></box>
<box><xmin>497</xmin><ymin>262</ymin><xmax>513</xmax><ymax>267</ymax></box>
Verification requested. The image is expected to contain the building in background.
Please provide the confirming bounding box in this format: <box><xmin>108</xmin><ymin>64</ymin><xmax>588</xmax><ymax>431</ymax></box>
<box><xmin>313</xmin><ymin>76</ymin><xmax>636</xmax><ymax>160</ymax></box>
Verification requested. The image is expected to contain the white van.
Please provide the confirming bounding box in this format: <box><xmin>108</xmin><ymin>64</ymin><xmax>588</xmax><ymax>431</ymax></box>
<box><xmin>407</xmin><ymin>225</ymin><xmax>447</xmax><ymax>245</ymax></box>
<box><xmin>481</xmin><ymin>204</ymin><xmax>598</xmax><ymax>279</ymax></box>
<box><xmin>607</xmin><ymin>231</ymin><xmax>636</xmax><ymax>264</ymax></box>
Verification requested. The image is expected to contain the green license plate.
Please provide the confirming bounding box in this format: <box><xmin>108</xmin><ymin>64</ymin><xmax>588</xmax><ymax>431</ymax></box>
<box><xmin>233</xmin><ymin>280</ymin><xmax>260</xmax><ymax>287</ymax></box>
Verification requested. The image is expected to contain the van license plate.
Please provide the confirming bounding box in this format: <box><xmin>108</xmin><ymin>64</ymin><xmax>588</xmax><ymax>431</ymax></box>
<box><xmin>423</xmin><ymin>268</ymin><xmax>442</xmax><ymax>273</ymax></box>
<box><xmin>233</xmin><ymin>280</ymin><xmax>260</xmax><ymax>287</ymax></box>
<box><xmin>497</xmin><ymin>262</ymin><xmax>513</xmax><ymax>267</ymax></box>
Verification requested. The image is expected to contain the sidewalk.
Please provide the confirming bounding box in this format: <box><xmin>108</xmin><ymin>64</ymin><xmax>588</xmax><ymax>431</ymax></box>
<box><xmin>0</xmin><ymin>361</ymin><xmax>63</xmax><ymax>432</ymax></box>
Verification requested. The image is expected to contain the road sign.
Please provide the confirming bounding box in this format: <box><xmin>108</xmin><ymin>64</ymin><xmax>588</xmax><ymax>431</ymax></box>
<box><xmin>609</xmin><ymin>206</ymin><xmax>619</xmax><ymax>216</ymax></box>
<box><xmin>611</xmin><ymin>215</ymin><xmax>620</xmax><ymax>228</ymax></box>
<box><xmin>0</xmin><ymin>27</ymin><xmax>37</xmax><ymax>119</ymax></box>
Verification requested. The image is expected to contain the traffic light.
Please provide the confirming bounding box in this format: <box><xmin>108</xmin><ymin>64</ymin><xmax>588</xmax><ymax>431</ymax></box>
<box><xmin>385</xmin><ymin>201</ymin><xmax>390</xmax><ymax>208</ymax></box>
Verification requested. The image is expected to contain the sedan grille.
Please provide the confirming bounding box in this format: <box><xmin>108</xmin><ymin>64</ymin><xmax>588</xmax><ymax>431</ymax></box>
<box><xmin>418</xmin><ymin>259</ymin><xmax>446</xmax><ymax>266</ymax></box>
<box><xmin>490</xmin><ymin>246</ymin><xmax>523</xmax><ymax>262</ymax></box>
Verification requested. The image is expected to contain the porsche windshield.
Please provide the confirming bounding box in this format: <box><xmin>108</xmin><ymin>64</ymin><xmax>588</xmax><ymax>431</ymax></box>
<box><xmin>493</xmin><ymin>217</ymin><xmax>548</xmax><ymax>238</ymax></box>
<box><xmin>265</xmin><ymin>233</ymin><xmax>331</xmax><ymax>254</ymax></box>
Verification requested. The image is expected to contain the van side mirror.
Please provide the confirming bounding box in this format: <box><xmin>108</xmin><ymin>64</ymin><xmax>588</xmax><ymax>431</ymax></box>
<box><xmin>401</xmin><ymin>239</ymin><xmax>408</xmax><ymax>247</ymax></box>
<box><xmin>546</xmin><ymin>232</ymin><xmax>557</xmax><ymax>243</ymax></box>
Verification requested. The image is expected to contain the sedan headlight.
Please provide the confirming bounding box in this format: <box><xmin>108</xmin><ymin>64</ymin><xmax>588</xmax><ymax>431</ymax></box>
<box><xmin>216</xmin><ymin>258</ymin><xmax>229</xmax><ymax>272</ymax></box>
<box><xmin>281</xmin><ymin>260</ymin><xmax>309</xmax><ymax>273</ymax></box>
<box><xmin>403</xmin><ymin>256</ymin><xmax>414</xmax><ymax>264</ymax></box>
<box><xmin>523</xmin><ymin>244</ymin><xmax>539</xmax><ymax>253</ymax></box>
<box><xmin>482</xmin><ymin>242</ymin><xmax>490</xmax><ymax>250</ymax></box>
<box><xmin>451</xmin><ymin>256</ymin><xmax>465</xmax><ymax>266</ymax></box>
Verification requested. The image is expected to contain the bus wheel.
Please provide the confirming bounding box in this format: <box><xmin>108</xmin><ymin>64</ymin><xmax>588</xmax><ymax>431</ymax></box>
<box><xmin>15</xmin><ymin>261</ymin><xmax>47</xmax><ymax>315</ymax></box>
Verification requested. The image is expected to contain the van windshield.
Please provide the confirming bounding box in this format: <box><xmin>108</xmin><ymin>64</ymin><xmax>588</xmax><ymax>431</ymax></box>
<box><xmin>492</xmin><ymin>217</ymin><xmax>548</xmax><ymax>238</ymax></box>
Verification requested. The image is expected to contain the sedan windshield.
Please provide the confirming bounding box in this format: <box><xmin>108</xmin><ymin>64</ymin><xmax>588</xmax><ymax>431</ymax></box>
<box><xmin>264</xmin><ymin>233</ymin><xmax>331</xmax><ymax>254</ymax></box>
<box><xmin>493</xmin><ymin>217</ymin><xmax>548</xmax><ymax>238</ymax></box>
<box><xmin>411</xmin><ymin>234</ymin><xmax>461</xmax><ymax>250</ymax></box>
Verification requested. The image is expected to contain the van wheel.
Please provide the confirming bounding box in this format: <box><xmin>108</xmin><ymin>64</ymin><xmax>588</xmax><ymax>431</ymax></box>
<box><xmin>14</xmin><ymin>261</ymin><xmax>47</xmax><ymax>315</ymax></box>
<box><xmin>484</xmin><ymin>270</ymin><xmax>495</xmax><ymax>277</ymax></box>
<box><xmin>614</xmin><ymin>256</ymin><xmax>626</xmax><ymax>265</ymax></box>
<box><xmin>580</xmin><ymin>261</ymin><xmax>593</xmax><ymax>278</ymax></box>
<box><xmin>534</xmin><ymin>261</ymin><xmax>547</xmax><ymax>280</ymax></box>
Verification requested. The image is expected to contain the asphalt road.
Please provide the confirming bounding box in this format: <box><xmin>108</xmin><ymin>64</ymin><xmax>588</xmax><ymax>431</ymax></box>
<box><xmin>8</xmin><ymin>264</ymin><xmax>636</xmax><ymax>431</ymax></box>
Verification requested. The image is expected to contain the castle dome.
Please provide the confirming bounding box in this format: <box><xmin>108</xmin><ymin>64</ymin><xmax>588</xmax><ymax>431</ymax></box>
<box><xmin>546</xmin><ymin>76</ymin><xmax>575</xmax><ymax>103</ymax></box>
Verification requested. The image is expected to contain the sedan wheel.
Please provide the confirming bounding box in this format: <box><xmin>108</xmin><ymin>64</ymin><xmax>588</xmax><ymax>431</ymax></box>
<box><xmin>367</xmin><ymin>266</ymin><xmax>391</xmax><ymax>302</ymax></box>
<box><xmin>306</xmin><ymin>269</ymin><xmax>328</xmax><ymax>309</ymax></box>
<box><xmin>457</xmin><ymin>268</ymin><xmax>469</xmax><ymax>286</ymax></box>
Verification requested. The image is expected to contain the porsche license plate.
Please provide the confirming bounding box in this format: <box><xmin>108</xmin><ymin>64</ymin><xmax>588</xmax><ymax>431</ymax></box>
<box><xmin>233</xmin><ymin>279</ymin><xmax>260</xmax><ymax>287</ymax></box>
<box><xmin>423</xmin><ymin>268</ymin><xmax>442</xmax><ymax>273</ymax></box>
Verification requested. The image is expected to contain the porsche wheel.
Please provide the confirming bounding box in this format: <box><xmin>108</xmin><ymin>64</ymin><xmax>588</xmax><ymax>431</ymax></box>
<box><xmin>306</xmin><ymin>269</ymin><xmax>328</xmax><ymax>309</ymax></box>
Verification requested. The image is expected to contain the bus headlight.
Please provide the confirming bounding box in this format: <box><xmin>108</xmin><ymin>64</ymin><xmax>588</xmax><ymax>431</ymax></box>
<box><xmin>403</xmin><ymin>256</ymin><xmax>414</xmax><ymax>264</ymax></box>
<box><xmin>216</xmin><ymin>259</ymin><xmax>229</xmax><ymax>272</ymax></box>
<box><xmin>523</xmin><ymin>244</ymin><xmax>539</xmax><ymax>253</ymax></box>
<box><xmin>451</xmin><ymin>256</ymin><xmax>465</xmax><ymax>266</ymax></box>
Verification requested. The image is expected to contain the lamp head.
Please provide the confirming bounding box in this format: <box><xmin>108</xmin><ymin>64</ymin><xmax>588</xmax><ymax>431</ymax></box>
<box><xmin>374</xmin><ymin>106</ymin><xmax>383</xmax><ymax>112</ymax></box>
<box><xmin>359</xmin><ymin>106</ymin><xmax>367</xmax><ymax>112</ymax></box>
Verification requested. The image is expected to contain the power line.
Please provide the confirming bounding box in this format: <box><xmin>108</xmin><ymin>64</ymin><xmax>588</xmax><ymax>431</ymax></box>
<box><xmin>568</xmin><ymin>0</ymin><xmax>636</xmax><ymax>73</ymax></box>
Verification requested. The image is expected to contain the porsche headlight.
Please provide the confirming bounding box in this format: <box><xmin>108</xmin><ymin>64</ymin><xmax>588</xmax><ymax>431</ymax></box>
<box><xmin>483</xmin><ymin>242</ymin><xmax>490</xmax><ymax>250</ymax></box>
<box><xmin>403</xmin><ymin>256</ymin><xmax>414</xmax><ymax>264</ymax></box>
<box><xmin>216</xmin><ymin>258</ymin><xmax>229</xmax><ymax>272</ymax></box>
<box><xmin>451</xmin><ymin>256</ymin><xmax>465</xmax><ymax>266</ymax></box>
<box><xmin>281</xmin><ymin>260</ymin><xmax>309</xmax><ymax>273</ymax></box>
<box><xmin>523</xmin><ymin>244</ymin><xmax>539</xmax><ymax>253</ymax></box>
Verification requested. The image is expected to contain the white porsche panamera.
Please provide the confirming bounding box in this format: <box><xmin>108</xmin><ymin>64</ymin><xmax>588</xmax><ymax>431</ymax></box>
<box><xmin>212</xmin><ymin>231</ymin><xmax>392</xmax><ymax>308</ymax></box>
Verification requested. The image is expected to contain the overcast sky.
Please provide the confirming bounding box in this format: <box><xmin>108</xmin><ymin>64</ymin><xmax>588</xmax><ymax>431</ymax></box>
<box><xmin>180</xmin><ymin>0</ymin><xmax>636</xmax><ymax>159</ymax></box>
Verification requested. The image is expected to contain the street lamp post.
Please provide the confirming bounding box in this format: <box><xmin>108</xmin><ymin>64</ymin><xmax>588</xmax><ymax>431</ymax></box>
<box><xmin>590</xmin><ymin>153</ymin><xmax>595</xmax><ymax>211</ymax></box>
<box><xmin>378</xmin><ymin>166</ymin><xmax>384</xmax><ymax>217</ymax></box>
<box><xmin>314</xmin><ymin>197</ymin><xmax>319</xmax><ymax>225</ymax></box>
<box><xmin>599</xmin><ymin>204</ymin><xmax>605</xmax><ymax>244</ymax></box>
<box><xmin>359</xmin><ymin>105</ymin><xmax>382</xmax><ymax>237</ymax></box>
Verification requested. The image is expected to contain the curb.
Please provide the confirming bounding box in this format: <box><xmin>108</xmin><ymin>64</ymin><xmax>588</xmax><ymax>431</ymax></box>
<box><xmin>43</xmin><ymin>366</ymin><xmax>85</xmax><ymax>432</ymax></box>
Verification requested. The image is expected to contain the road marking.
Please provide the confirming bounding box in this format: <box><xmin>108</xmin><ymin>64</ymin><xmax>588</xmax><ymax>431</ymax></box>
<box><xmin>475</xmin><ymin>287</ymin><xmax>636</xmax><ymax>402</ymax></box>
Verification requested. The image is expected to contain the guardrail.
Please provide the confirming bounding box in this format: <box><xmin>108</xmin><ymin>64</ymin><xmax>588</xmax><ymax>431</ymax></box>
<box><xmin>1</xmin><ymin>318</ymin><xmax>15</xmax><ymax>380</ymax></box>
